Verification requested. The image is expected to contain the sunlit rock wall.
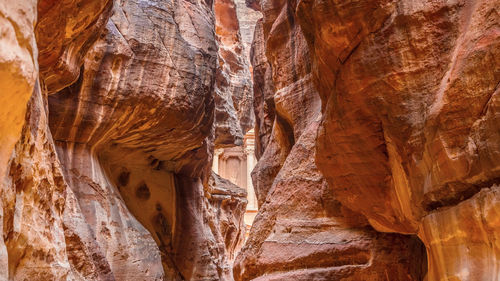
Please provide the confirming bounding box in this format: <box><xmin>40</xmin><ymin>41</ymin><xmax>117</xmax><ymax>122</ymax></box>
<box><xmin>1</xmin><ymin>0</ymin><xmax>113</xmax><ymax>279</ymax></box>
<box><xmin>0</xmin><ymin>1</ymin><xmax>38</xmax><ymax>182</ymax></box>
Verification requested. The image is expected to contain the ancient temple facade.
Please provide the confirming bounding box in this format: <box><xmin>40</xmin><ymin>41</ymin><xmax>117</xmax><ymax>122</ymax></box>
<box><xmin>213</xmin><ymin>129</ymin><xmax>258</xmax><ymax>228</ymax></box>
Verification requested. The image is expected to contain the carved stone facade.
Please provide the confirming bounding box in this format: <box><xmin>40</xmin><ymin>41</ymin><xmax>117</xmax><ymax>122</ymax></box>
<box><xmin>213</xmin><ymin>130</ymin><xmax>258</xmax><ymax>228</ymax></box>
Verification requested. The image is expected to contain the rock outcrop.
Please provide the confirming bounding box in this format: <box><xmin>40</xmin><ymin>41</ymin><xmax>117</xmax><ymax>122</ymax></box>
<box><xmin>47</xmin><ymin>0</ymin><xmax>250</xmax><ymax>278</ymax></box>
<box><xmin>236</xmin><ymin>0</ymin><xmax>500</xmax><ymax>280</ymax></box>
<box><xmin>250</xmin><ymin>19</ymin><xmax>274</xmax><ymax>160</ymax></box>
<box><xmin>207</xmin><ymin>172</ymin><xmax>248</xmax><ymax>280</ymax></box>
<box><xmin>306</xmin><ymin>1</ymin><xmax>499</xmax><ymax>280</ymax></box>
<box><xmin>233</xmin><ymin>0</ymin><xmax>262</xmax><ymax>63</ymax></box>
<box><xmin>1</xmin><ymin>0</ymin><xmax>113</xmax><ymax>279</ymax></box>
<box><xmin>36</xmin><ymin>0</ymin><xmax>113</xmax><ymax>94</ymax></box>
<box><xmin>1</xmin><ymin>0</ymin><xmax>248</xmax><ymax>279</ymax></box>
<box><xmin>2</xmin><ymin>0</ymin><xmax>499</xmax><ymax>280</ymax></box>
<box><xmin>0</xmin><ymin>0</ymin><xmax>113</xmax><ymax>190</ymax></box>
<box><xmin>0</xmin><ymin>1</ymin><xmax>38</xmax><ymax>183</ymax></box>
<box><xmin>234</xmin><ymin>4</ymin><xmax>426</xmax><ymax>281</ymax></box>
<box><xmin>214</xmin><ymin>0</ymin><xmax>255</xmax><ymax>146</ymax></box>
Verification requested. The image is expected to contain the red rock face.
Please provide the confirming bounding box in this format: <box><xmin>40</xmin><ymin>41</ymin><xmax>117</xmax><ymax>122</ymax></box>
<box><xmin>46</xmin><ymin>0</ymin><xmax>248</xmax><ymax>279</ymax></box>
<box><xmin>305</xmin><ymin>0</ymin><xmax>499</xmax><ymax>280</ymax></box>
<box><xmin>213</xmin><ymin>0</ymin><xmax>262</xmax><ymax>148</ymax></box>
<box><xmin>242</xmin><ymin>0</ymin><xmax>500</xmax><ymax>280</ymax></box>
<box><xmin>1</xmin><ymin>0</ymin><xmax>499</xmax><ymax>280</ymax></box>
<box><xmin>36</xmin><ymin>0</ymin><xmax>113</xmax><ymax>94</ymax></box>
<box><xmin>2</xmin><ymin>0</ymin><xmax>248</xmax><ymax>279</ymax></box>
<box><xmin>214</xmin><ymin>0</ymin><xmax>254</xmax><ymax>147</ymax></box>
<box><xmin>1</xmin><ymin>0</ymin><xmax>114</xmax><ymax>279</ymax></box>
<box><xmin>235</xmin><ymin>1</ymin><xmax>427</xmax><ymax>280</ymax></box>
<box><xmin>251</xmin><ymin>19</ymin><xmax>275</xmax><ymax>160</ymax></box>
<box><xmin>207</xmin><ymin>172</ymin><xmax>248</xmax><ymax>280</ymax></box>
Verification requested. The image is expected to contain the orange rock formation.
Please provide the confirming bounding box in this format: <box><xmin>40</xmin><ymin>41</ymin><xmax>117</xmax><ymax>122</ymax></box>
<box><xmin>0</xmin><ymin>0</ymin><xmax>498</xmax><ymax>280</ymax></box>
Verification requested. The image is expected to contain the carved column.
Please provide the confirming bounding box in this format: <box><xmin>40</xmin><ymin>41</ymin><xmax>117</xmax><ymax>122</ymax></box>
<box><xmin>244</xmin><ymin>130</ymin><xmax>257</xmax><ymax>210</ymax></box>
<box><xmin>212</xmin><ymin>148</ymin><xmax>224</xmax><ymax>174</ymax></box>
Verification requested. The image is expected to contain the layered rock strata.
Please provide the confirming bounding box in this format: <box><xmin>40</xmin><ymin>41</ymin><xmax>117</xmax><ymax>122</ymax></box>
<box><xmin>36</xmin><ymin>0</ymin><xmax>113</xmax><ymax>94</ymax></box>
<box><xmin>1</xmin><ymin>0</ymin><xmax>249</xmax><ymax>279</ymax></box>
<box><xmin>47</xmin><ymin>0</ymin><xmax>249</xmax><ymax>279</ymax></box>
<box><xmin>234</xmin><ymin>4</ymin><xmax>427</xmax><ymax>280</ymax></box>
<box><xmin>307</xmin><ymin>1</ymin><xmax>500</xmax><ymax>280</ymax></box>
<box><xmin>2</xmin><ymin>0</ymin><xmax>498</xmax><ymax>280</ymax></box>
<box><xmin>214</xmin><ymin>0</ymin><xmax>255</xmax><ymax>146</ymax></box>
<box><xmin>1</xmin><ymin>0</ymin><xmax>113</xmax><ymax>279</ymax></box>
<box><xmin>250</xmin><ymin>18</ymin><xmax>274</xmax><ymax>160</ymax></box>
<box><xmin>237</xmin><ymin>0</ymin><xmax>500</xmax><ymax>280</ymax></box>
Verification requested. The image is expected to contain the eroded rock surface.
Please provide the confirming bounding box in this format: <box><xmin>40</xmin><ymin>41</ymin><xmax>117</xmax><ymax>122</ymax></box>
<box><xmin>243</xmin><ymin>0</ymin><xmax>500</xmax><ymax>280</ymax></box>
<box><xmin>214</xmin><ymin>0</ymin><xmax>255</xmax><ymax>147</ymax></box>
<box><xmin>1</xmin><ymin>0</ymin><xmax>499</xmax><ymax>280</ymax></box>
<box><xmin>36</xmin><ymin>0</ymin><xmax>113</xmax><ymax>94</ymax></box>
<box><xmin>1</xmin><ymin>0</ymin><xmax>113</xmax><ymax>279</ymax></box>
<box><xmin>250</xmin><ymin>19</ymin><xmax>274</xmax><ymax>160</ymax></box>
<box><xmin>0</xmin><ymin>0</ymin><xmax>39</xmax><ymax>187</ymax></box>
<box><xmin>234</xmin><ymin>3</ymin><xmax>426</xmax><ymax>280</ymax></box>
<box><xmin>1</xmin><ymin>0</ymin><xmax>248</xmax><ymax>279</ymax></box>
<box><xmin>306</xmin><ymin>0</ymin><xmax>500</xmax><ymax>280</ymax></box>
<box><xmin>47</xmin><ymin>0</ymin><xmax>248</xmax><ymax>278</ymax></box>
<box><xmin>3</xmin><ymin>87</ymin><xmax>73</xmax><ymax>280</ymax></box>
<box><xmin>206</xmin><ymin>172</ymin><xmax>248</xmax><ymax>280</ymax></box>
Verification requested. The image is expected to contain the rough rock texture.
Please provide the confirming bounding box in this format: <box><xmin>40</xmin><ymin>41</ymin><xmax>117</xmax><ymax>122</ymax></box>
<box><xmin>242</xmin><ymin>0</ymin><xmax>500</xmax><ymax>279</ymax></box>
<box><xmin>47</xmin><ymin>0</ymin><xmax>249</xmax><ymax>279</ymax></box>
<box><xmin>0</xmin><ymin>0</ymin><xmax>112</xmax><ymax>183</ymax></box>
<box><xmin>234</xmin><ymin>3</ymin><xmax>427</xmax><ymax>280</ymax></box>
<box><xmin>233</xmin><ymin>0</ymin><xmax>262</xmax><ymax>62</ymax></box>
<box><xmin>3</xmin><ymin>87</ymin><xmax>72</xmax><ymax>280</ymax></box>
<box><xmin>214</xmin><ymin>0</ymin><xmax>255</xmax><ymax>147</ymax></box>
<box><xmin>36</xmin><ymin>0</ymin><xmax>113</xmax><ymax>94</ymax></box>
<box><xmin>207</xmin><ymin>172</ymin><xmax>248</xmax><ymax>280</ymax></box>
<box><xmin>3</xmin><ymin>0</ymin><xmax>499</xmax><ymax>280</ymax></box>
<box><xmin>1</xmin><ymin>0</ymin><xmax>248</xmax><ymax>279</ymax></box>
<box><xmin>305</xmin><ymin>1</ymin><xmax>500</xmax><ymax>280</ymax></box>
<box><xmin>3</xmin><ymin>86</ymin><xmax>119</xmax><ymax>281</ymax></box>
<box><xmin>250</xmin><ymin>19</ymin><xmax>274</xmax><ymax>160</ymax></box>
<box><xmin>0</xmin><ymin>0</ymin><xmax>39</xmax><ymax>187</ymax></box>
<box><xmin>1</xmin><ymin>0</ymin><xmax>113</xmax><ymax>279</ymax></box>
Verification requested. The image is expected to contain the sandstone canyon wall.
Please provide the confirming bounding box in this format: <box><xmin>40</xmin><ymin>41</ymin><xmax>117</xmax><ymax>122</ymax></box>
<box><xmin>1</xmin><ymin>0</ymin><xmax>249</xmax><ymax>280</ymax></box>
<box><xmin>306</xmin><ymin>1</ymin><xmax>500</xmax><ymax>280</ymax></box>
<box><xmin>237</xmin><ymin>0</ymin><xmax>500</xmax><ymax>281</ymax></box>
<box><xmin>234</xmin><ymin>2</ymin><xmax>426</xmax><ymax>280</ymax></box>
<box><xmin>1</xmin><ymin>0</ymin><xmax>499</xmax><ymax>280</ymax></box>
<box><xmin>214</xmin><ymin>0</ymin><xmax>254</xmax><ymax>146</ymax></box>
